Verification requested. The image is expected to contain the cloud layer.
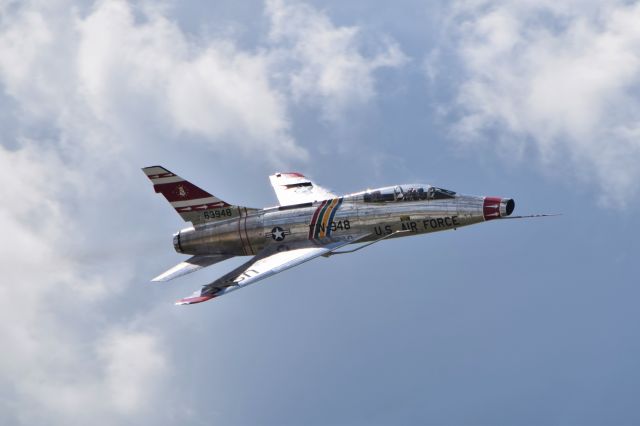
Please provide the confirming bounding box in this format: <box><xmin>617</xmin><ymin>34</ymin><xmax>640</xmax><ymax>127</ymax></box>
<box><xmin>0</xmin><ymin>1</ymin><xmax>404</xmax><ymax>424</ymax></box>
<box><xmin>267</xmin><ymin>0</ymin><xmax>407</xmax><ymax>120</ymax></box>
<box><xmin>438</xmin><ymin>0</ymin><xmax>640</xmax><ymax>205</ymax></box>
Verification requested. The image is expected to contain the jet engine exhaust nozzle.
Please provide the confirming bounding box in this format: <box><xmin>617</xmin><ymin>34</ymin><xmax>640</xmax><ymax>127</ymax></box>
<box><xmin>173</xmin><ymin>232</ymin><xmax>184</xmax><ymax>253</ymax></box>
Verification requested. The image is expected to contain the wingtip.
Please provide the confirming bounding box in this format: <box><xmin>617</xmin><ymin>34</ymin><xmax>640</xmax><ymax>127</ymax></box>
<box><xmin>174</xmin><ymin>294</ymin><xmax>215</xmax><ymax>306</ymax></box>
<box><xmin>271</xmin><ymin>172</ymin><xmax>306</xmax><ymax>178</ymax></box>
<box><xmin>151</xmin><ymin>270</ymin><xmax>174</xmax><ymax>282</ymax></box>
<box><xmin>151</xmin><ymin>272</ymin><xmax>172</xmax><ymax>282</ymax></box>
<box><xmin>141</xmin><ymin>165</ymin><xmax>173</xmax><ymax>177</ymax></box>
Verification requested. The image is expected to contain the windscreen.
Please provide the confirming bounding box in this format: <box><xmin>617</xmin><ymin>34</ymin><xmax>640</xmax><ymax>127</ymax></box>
<box><xmin>363</xmin><ymin>185</ymin><xmax>455</xmax><ymax>202</ymax></box>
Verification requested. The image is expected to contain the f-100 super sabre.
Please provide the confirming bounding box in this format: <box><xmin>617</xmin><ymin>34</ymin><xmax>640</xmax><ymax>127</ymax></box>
<box><xmin>143</xmin><ymin>166</ymin><xmax>552</xmax><ymax>305</ymax></box>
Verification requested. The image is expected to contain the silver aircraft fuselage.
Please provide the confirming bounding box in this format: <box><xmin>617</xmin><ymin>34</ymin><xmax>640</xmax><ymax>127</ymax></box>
<box><xmin>143</xmin><ymin>166</ymin><xmax>545</xmax><ymax>304</ymax></box>
<box><xmin>173</xmin><ymin>185</ymin><xmax>515</xmax><ymax>256</ymax></box>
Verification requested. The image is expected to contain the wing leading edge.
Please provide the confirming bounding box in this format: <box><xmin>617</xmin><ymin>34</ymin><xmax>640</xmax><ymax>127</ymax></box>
<box><xmin>176</xmin><ymin>235</ymin><xmax>368</xmax><ymax>305</ymax></box>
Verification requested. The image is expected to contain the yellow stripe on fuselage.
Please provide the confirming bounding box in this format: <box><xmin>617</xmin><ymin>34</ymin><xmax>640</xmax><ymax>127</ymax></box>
<box><xmin>319</xmin><ymin>198</ymin><xmax>339</xmax><ymax>238</ymax></box>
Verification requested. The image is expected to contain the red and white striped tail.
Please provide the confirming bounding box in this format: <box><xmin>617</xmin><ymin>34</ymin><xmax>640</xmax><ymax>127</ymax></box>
<box><xmin>142</xmin><ymin>166</ymin><xmax>253</xmax><ymax>225</ymax></box>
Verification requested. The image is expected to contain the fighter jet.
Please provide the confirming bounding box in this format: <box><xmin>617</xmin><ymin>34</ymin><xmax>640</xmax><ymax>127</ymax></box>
<box><xmin>143</xmin><ymin>166</ymin><xmax>552</xmax><ymax>305</ymax></box>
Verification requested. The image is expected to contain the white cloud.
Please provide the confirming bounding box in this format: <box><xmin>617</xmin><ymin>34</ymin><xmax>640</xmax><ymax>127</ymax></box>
<box><xmin>437</xmin><ymin>0</ymin><xmax>640</xmax><ymax>205</ymax></box>
<box><xmin>0</xmin><ymin>0</ymin><xmax>406</xmax><ymax>423</ymax></box>
<box><xmin>98</xmin><ymin>329</ymin><xmax>168</xmax><ymax>414</ymax></box>
<box><xmin>76</xmin><ymin>0</ymin><xmax>304</xmax><ymax>161</ymax></box>
<box><xmin>0</xmin><ymin>0</ymin><xmax>406</xmax><ymax>158</ymax></box>
<box><xmin>0</xmin><ymin>142</ymin><xmax>166</xmax><ymax>425</ymax></box>
<box><xmin>266</xmin><ymin>0</ymin><xmax>408</xmax><ymax>120</ymax></box>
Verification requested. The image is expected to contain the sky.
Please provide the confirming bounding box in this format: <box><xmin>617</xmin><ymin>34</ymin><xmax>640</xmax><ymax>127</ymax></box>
<box><xmin>1</xmin><ymin>0</ymin><xmax>640</xmax><ymax>425</ymax></box>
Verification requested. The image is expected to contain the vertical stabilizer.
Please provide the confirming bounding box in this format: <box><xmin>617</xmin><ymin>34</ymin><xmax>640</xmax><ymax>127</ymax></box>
<box><xmin>142</xmin><ymin>166</ymin><xmax>257</xmax><ymax>225</ymax></box>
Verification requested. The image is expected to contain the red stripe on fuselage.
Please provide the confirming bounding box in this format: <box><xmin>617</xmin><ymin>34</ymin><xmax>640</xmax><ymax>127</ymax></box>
<box><xmin>308</xmin><ymin>200</ymin><xmax>327</xmax><ymax>239</ymax></box>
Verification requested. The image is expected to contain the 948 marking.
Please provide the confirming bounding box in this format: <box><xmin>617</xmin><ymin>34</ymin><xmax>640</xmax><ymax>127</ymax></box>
<box><xmin>310</xmin><ymin>220</ymin><xmax>351</xmax><ymax>234</ymax></box>
<box><xmin>330</xmin><ymin>220</ymin><xmax>351</xmax><ymax>231</ymax></box>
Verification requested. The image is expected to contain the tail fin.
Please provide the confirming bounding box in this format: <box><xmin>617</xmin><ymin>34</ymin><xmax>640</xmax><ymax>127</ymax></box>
<box><xmin>142</xmin><ymin>166</ymin><xmax>258</xmax><ymax>225</ymax></box>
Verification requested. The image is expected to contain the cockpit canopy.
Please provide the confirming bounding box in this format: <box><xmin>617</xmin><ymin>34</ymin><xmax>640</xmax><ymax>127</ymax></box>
<box><xmin>362</xmin><ymin>185</ymin><xmax>456</xmax><ymax>203</ymax></box>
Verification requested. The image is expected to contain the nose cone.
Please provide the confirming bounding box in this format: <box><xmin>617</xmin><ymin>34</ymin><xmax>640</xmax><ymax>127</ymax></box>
<box><xmin>483</xmin><ymin>197</ymin><xmax>515</xmax><ymax>220</ymax></box>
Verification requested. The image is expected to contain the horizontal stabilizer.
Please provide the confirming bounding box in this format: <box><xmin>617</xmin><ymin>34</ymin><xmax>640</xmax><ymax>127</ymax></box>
<box><xmin>151</xmin><ymin>254</ymin><xmax>233</xmax><ymax>282</ymax></box>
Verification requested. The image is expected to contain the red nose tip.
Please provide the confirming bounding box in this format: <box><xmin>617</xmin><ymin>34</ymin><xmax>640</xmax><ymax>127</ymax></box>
<box><xmin>483</xmin><ymin>197</ymin><xmax>515</xmax><ymax>220</ymax></box>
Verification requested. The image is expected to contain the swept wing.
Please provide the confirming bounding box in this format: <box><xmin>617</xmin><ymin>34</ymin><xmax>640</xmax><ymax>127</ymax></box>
<box><xmin>269</xmin><ymin>172</ymin><xmax>336</xmax><ymax>206</ymax></box>
<box><xmin>177</xmin><ymin>235</ymin><xmax>367</xmax><ymax>305</ymax></box>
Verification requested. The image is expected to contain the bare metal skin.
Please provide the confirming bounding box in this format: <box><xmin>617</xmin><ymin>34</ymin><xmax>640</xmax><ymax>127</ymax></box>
<box><xmin>175</xmin><ymin>189</ymin><xmax>513</xmax><ymax>256</ymax></box>
<box><xmin>143</xmin><ymin>167</ymin><xmax>541</xmax><ymax>305</ymax></box>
